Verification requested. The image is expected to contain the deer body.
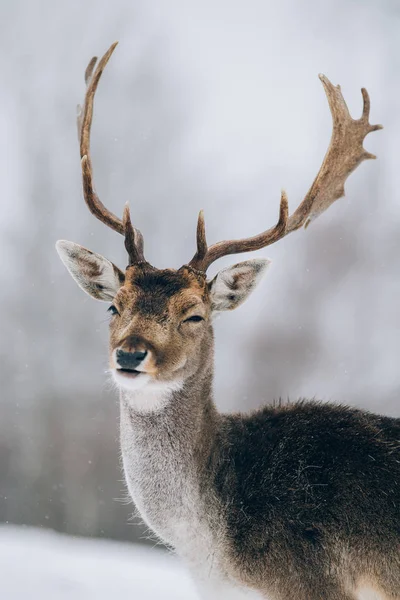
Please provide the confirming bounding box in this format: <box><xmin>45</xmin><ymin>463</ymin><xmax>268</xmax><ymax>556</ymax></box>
<box><xmin>118</xmin><ymin>363</ymin><xmax>400</xmax><ymax>600</ymax></box>
<box><xmin>56</xmin><ymin>44</ymin><xmax>400</xmax><ymax>599</ymax></box>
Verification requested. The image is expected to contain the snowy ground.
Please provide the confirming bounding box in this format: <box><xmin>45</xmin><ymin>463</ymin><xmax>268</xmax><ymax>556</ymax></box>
<box><xmin>0</xmin><ymin>526</ymin><xmax>381</xmax><ymax>600</ymax></box>
<box><xmin>0</xmin><ymin>526</ymin><xmax>198</xmax><ymax>600</ymax></box>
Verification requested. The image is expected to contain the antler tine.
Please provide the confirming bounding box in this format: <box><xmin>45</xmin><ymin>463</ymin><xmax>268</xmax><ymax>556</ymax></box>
<box><xmin>189</xmin><ymin>192</ymin><xmax>289</xmax><ymax>271</ymax></box>
<box><xmin>189</xmin><ymin>75</ymin><xmax>382</xmax><ymax>272</ymax></box>
<box><xmin>123</xmin><ymin>203</ymin><xmax>145</xmax><ymax>265</ymax></box>
<box><xmin>78</xmin><ymin>43</ymin><xmax>145</xmax><ymax>264</ymax></box>
<box><xmin>190</xmin><ymin>210</ymin><xmax>208</xmax><ymax>268</ymax></box>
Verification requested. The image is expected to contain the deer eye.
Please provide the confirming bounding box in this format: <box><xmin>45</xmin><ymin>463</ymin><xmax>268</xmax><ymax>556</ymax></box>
<box><xmin>107</xmin><ymin>305</ymin><xmax>119</xmax><ymax>316</ymax></box>
<box><xmin>183</xmin><ymin>315</ymin><xmax>204</xmax><ymax>323</ymax></box>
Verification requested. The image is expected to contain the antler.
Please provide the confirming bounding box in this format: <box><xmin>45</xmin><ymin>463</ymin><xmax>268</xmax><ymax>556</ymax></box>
<box><xmin>189</xmin><ymin>74</ymin><xmax>382</xmax><ymax>272</ymax></box>
<box><xmin>77</xmin><ymin>42</ymin><xmax>145</xmax><ymax>265</ymax></box>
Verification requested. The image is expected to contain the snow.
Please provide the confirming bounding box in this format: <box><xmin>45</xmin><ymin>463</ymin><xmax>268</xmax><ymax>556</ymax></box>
<box><xmin>0</xmin><ymin>526</ymin><xmax>198</xmax><ymax>600</ymax></box>
<box><xmin>0</xmin><ymin>526</ymin><xmax>385</xmax><ymax>600</ymax></box>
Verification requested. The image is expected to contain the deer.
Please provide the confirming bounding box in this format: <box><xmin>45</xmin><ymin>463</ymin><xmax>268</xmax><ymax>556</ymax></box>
<box><xmin>56</xmin><ymin>43</ymin><xmax>399</xmax><ymax>600</ymax></box>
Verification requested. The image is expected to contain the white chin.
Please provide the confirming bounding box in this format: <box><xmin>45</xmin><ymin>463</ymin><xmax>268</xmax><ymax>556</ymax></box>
<box><xmin>112</xmin><ymin>369</ymin><xmax>152</xmax><ymax>391</ymax></box>
<box><xmin>111</xmin><ymin>370</ymin><xmax>184</xmax><ymax>413</ymax></box>
<box><xmin>111</xmin><ymin>369</ymin><xmax>183</xmax><ymax>395</ymax></box>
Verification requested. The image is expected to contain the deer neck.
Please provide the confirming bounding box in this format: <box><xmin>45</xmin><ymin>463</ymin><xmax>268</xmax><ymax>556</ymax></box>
<box><xmin>118</xmin><ymin>352</ymin><xmax>220</xmax><ymax>549</ymax></box>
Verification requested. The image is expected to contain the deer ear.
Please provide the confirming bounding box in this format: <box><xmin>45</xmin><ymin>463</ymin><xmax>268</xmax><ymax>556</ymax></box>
<box><xmin>56</xmin><ymin>240</ymin><xmax>125</xmax><ymax>301</ymax></box>
<box><xmin>208</xmin><ymin>258</ymin><xmax>271</xmax><ymax>312</ymax></box>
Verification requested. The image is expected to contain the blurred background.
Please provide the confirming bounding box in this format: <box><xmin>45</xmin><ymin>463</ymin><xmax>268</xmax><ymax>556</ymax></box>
<box><xmin>0</xmin><ymin>0</ymin><xmax>399</xmax><ymax>579</ymax></box>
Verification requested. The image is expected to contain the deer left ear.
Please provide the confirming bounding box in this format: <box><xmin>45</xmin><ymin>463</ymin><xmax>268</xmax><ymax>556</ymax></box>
<box><xmin>56</xmin><ymin>240</ymin><xmax>125</xmax><ymax>301</ymax></box>
<box><xmin>208</xmin><ymin>258</ymin><xmax>271</xmax><ymax>312</ymax></box>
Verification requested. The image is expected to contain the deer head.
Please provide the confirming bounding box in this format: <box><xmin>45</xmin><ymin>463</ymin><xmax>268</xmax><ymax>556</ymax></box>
<box><xmin>56</xmin><ymin>43</ymin><xmax>381</xmax><ymax>408</ymax></box>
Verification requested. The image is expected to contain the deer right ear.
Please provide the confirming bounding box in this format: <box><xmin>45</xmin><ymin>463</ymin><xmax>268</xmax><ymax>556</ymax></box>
<box><xmin>208</xmin><ymin>258</ymin><xmax>271</xmax><ymax>313</ymax></box>
<box><xmin>56</xmin><ymin>240</ymin><xmax>125</xmax><ymax>301</ymax></box>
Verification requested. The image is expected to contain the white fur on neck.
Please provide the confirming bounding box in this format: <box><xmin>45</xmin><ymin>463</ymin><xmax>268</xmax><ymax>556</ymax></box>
<box><xmin>118</xmin><ymin>380</ymin><xmax>264</xmax><ymax>599</ymax></box>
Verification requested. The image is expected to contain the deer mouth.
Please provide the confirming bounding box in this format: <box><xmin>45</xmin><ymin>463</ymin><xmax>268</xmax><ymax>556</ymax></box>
<box><xmin>112</xmin><ymin>366</ymin><xmax>153</xmax><ymax>392</ymax></box>
<box><xmin>116</xmin><ymin>368</ymin><xmax>142</xmax><ymax>379</ymax></box>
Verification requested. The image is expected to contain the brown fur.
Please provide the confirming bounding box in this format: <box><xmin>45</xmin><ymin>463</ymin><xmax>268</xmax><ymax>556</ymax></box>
<box><xmin>108</xmin><ymin>264</ymin><xmax>211</xmax><ymax>383</ymax></box>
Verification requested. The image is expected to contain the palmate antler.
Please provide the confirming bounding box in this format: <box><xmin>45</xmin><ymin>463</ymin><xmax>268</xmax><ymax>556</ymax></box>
<box><xmin>77</xmin><ymin>44</ymin><xmax>382</xmax><ymax>272</ymax></box>
<box><xmin>77</xmin><ymin>42</ymin><xmax>144</xmax><ymax>265</ymax></box>
<box><xmin>189</xmin><ymin>75</ymin><xmax>383</xmax><ymax>271</ymax></box>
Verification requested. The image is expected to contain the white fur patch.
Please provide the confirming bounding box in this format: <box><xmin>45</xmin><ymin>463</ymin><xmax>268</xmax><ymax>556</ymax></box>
<box><xmin>355</xmin><ymin>585</ymin><xmax>386</xmax><ymax>599</ymax></box>
<box><xmin>112</xmin><ymin>371</ymin><xmax>183</xmax><ymax>412</ymax></box>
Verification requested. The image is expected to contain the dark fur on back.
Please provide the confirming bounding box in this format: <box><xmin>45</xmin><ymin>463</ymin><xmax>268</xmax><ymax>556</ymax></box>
<box><xmin>210</xmin><ymin>401</ymin><xmax>400</xmax><ymax>598</ymax></box>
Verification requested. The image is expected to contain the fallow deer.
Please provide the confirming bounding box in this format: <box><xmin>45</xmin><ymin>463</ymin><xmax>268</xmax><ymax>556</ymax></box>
<box><xmin>56</xmin><ymin>43</ymin><xmax>399</xmax><ymax>600</ymax></box>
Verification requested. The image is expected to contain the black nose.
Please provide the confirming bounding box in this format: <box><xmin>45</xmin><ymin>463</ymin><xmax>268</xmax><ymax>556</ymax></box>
<box><xmin>116</xmin><ymin>349</ymin><xmax>148</xmax><ymax>371</ymax></box>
